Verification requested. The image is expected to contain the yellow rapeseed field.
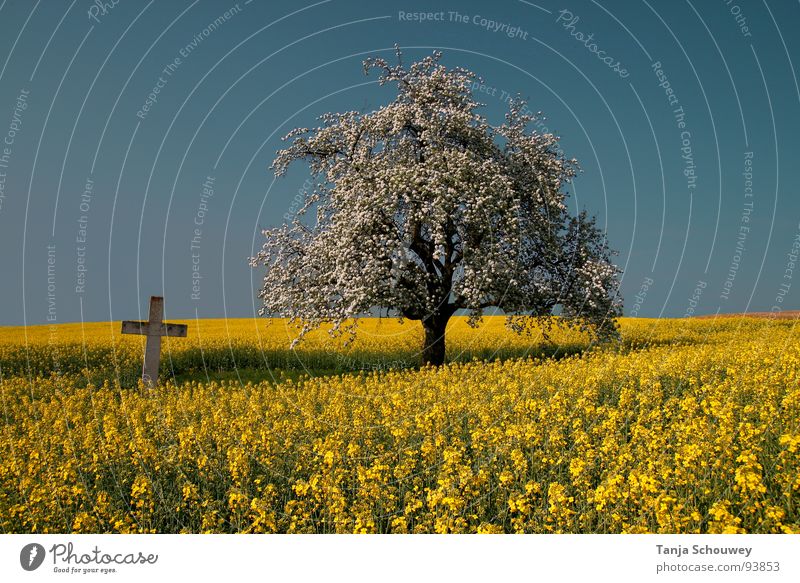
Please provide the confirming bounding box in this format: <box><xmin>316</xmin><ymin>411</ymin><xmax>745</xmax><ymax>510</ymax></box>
<box><xmin>1</xmin><ymin>316</ymin><xmax>798</xmax><ymax>533</ymax></box>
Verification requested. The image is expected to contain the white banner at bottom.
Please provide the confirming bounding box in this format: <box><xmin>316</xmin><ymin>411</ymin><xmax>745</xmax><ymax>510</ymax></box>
<box><xmin>1</xmin><ymin>534</ymin><xmax>798</xmax><ymax>582</ymax></box>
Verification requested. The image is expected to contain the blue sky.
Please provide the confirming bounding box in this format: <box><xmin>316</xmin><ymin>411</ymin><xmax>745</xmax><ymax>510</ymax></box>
<box><xmin>0</xmin><ymin>0</ymin><xmax>798</xmax><ymax>325</ymax></box>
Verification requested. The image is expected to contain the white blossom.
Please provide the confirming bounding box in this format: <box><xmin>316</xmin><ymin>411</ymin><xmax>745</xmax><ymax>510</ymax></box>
<box><xmin>250</xmin><ymin>50</ymin><xmax>622</xmax><ymax>363</ymax></box>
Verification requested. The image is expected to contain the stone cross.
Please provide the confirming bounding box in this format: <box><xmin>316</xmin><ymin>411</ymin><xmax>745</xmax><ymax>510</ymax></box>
<box><xmin>121</xmin><ymin>296</ymin><xmax>187</xmax><ymax>387</ymax></box>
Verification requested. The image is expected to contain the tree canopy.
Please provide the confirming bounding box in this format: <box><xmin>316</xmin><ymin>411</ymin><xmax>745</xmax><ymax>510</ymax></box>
<box><xmin>251</xmin><ymin>50</ymin><xmax>622</xmax><ymax>365</ymax></box>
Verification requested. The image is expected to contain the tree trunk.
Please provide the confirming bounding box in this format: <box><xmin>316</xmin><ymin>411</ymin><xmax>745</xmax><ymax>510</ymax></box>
<box><xmin>421</xmin><ymin>314</ymin><xmax>448</xmax><ymax>367</ymax></box>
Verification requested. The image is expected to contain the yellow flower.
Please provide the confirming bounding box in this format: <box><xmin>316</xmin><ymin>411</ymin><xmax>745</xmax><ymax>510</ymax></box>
<box><xmin>1</xmin><ymin>316</ymin><xmax>797</xmax><ymax>533</ymax></box>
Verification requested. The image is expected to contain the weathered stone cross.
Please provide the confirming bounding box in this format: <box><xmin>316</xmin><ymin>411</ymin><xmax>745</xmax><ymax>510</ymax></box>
<box><xmin>121</xmin><ymin>296</ymin><xmax>187</xmax><ymax>387</ymax></box>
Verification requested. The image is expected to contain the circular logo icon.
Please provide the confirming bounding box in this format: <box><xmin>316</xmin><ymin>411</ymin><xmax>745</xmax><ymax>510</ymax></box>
<box><xmin>20</xmin><ymin>543</ymin><xmax>46</xmax><ymax>571</ymax></box>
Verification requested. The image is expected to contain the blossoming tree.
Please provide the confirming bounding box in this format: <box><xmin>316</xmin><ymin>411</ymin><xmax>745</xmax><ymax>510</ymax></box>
<box><xmin>251</xmin><ymin>50</ymin><xmax>622</xmax><ymax>366</ymax></box>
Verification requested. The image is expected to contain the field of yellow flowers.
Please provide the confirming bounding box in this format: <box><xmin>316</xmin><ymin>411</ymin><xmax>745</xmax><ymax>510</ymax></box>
<box><xmin>1</xmin><ymin>316</ymin><xmax>798</xmax><ymax>533</ymax></box>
